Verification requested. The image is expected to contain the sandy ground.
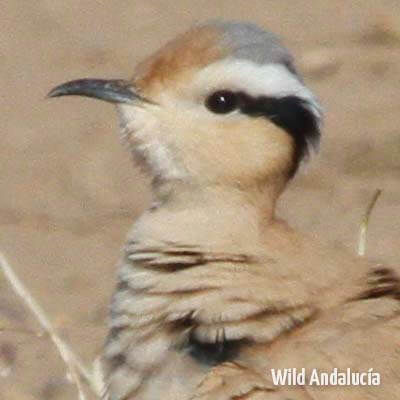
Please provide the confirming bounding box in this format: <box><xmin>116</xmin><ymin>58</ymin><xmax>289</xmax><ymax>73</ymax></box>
<box><xmin>1</xmin><ymin>1</ymin><xmax>399</xmax><ymax>399</ymax></box>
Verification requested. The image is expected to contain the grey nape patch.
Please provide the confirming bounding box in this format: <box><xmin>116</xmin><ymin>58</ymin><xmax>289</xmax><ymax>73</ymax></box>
<box><xmin>202</xmin><ymin>20</ymin><xmax>298</xmax><ymax>75</ymax></box>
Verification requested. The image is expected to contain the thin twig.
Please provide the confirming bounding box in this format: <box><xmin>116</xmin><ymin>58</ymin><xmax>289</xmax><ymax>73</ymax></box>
<box><xmin>0</xmin><ymin>252</ymin><xmax>102</xmax><ymax>398</ymax></box>
<box><xmin>358</xmin><ymin>189</ymin><xmax>382</xmax><ymax>257</ymax></box>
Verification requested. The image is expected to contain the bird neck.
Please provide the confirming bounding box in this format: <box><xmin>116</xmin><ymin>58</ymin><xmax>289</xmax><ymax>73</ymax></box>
<box><xmin>159</xmin><ymin>178</ymin><xmax>282</xmax><ymax>213</ymax></box>
<box><xmin>136</xmin><ymin>178</ymin><xmax>288</xmax><ymax>251</ymax></box>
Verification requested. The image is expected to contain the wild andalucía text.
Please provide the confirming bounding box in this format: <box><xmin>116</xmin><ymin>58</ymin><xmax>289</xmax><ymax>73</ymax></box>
<box><xmin>271</xmin><ymin>368</ymin><xmax>380</xmax><ymax>386</ymax></box>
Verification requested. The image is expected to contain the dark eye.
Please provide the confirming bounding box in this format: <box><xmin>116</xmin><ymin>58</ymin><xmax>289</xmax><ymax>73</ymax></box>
<box><xmin>205</xmin><ymin>90</ymin><xmax>238</xmax><ymax>114</ymax></box>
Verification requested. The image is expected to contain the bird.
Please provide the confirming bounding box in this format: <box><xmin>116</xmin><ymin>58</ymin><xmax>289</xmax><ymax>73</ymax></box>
<box><xmin>49</xmin><ymin>21</ymin><xmax>400</xmax><ymax>400</ymax></box>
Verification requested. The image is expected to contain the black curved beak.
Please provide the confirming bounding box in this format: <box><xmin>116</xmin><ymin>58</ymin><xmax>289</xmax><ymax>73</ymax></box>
<box><xmin>48</xmin><ymin>79</ymin><xmax>149</xmax><ymax>104</ymax></box>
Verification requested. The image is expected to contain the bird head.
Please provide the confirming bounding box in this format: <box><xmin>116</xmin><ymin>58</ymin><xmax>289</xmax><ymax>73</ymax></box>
<box><xmin>49</xmin><ymin>21</ymin><xmax>322</xmax><ymax>199</ymax></box>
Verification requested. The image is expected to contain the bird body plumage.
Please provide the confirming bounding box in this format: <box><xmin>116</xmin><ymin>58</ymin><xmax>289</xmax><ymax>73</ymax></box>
<box><xmin>49</xmin><ymin>20</ymin><xmax>400</xmax><ymax>400</ymax></box>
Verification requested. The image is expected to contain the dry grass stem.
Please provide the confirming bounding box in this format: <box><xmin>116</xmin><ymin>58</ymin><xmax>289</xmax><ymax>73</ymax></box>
<box><xmin>358</xmin><ymin>189</ymin><xmax>382</xmax><ymax>257</ymax></box>
<box><xmin>0</xmin><ymin>252</ymin><xmax>103</xmax><ymax>399</ymax></box>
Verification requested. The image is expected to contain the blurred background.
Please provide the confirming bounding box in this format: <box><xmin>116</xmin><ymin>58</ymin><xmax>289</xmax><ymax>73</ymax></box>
<box><xmin>1</xmin><ymin>1</ymin><xmax>399</xmax><ymax>399</ymax></box>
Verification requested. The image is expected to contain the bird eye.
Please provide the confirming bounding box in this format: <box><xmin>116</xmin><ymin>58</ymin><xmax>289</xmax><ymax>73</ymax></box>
<box><xmin>205</xmin><ymin>91</ymin><xmax>238</xmax><ymax>114</ymax></box>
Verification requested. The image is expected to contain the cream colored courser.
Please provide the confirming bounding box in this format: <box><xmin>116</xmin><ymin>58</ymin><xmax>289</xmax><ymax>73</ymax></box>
<box><xmin>49</xmin><ymin>21</ymin><xmax>400</xmax><ymax>400</ymax></box>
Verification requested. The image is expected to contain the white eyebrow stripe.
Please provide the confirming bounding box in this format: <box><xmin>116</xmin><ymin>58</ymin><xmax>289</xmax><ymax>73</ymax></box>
<box><xmin>194</xmin><ymin>59</ymin><xmax>322</xmax><ymax>121</ymax></box>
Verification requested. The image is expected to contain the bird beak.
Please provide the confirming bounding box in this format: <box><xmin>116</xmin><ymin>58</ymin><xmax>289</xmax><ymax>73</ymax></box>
<box><xmin>48</xmin><ymin>78</ymin><xmax>149</xmax><ymax>105</ymax></box>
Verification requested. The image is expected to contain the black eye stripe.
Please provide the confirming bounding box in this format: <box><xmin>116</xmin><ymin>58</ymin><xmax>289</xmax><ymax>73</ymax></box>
<box><xmin>236</xmin><ymin>93</ymin><xmax>320</xmax><ymax>176</ymax></box>
<box><xmin>205</xmin><ymin>90</ymin><xmax>320</xmax><ymax>177</ymax></box>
